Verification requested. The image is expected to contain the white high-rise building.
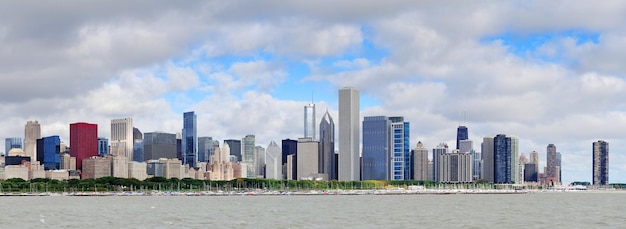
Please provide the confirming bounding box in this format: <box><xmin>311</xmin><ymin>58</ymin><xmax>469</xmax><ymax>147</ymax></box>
<box><xmin>265</xmin><ymin>141</ymin><xmax>282</xmax><ymax>180</ymax></box>
<box><xmin>304</xmin><ymin>103</ymin><xmax>316</xmax><ymax>139</ymax></box>
<box><xmin>338</xmin><ymin>87</ymin><xmax>360</xmax><ymax>181</ymax></box>
<box><xmin>111</xmin><ymin>118</ymin><xmax>134</xmax><ymax>160</ymax></box>
<box><xmin>24</xmin><ymin>121</ymin><xmax>41</xmax><ymax>162</ymax></box>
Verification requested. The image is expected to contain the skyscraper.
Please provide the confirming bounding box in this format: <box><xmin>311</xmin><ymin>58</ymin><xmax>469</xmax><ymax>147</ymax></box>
<box><xmin>546</xmin><ymin>144</ymin><xmax>557</xmax><ymax>184</ymax></box>
<box><xmin>304</xmin><ymin>103</ymin><xmax>316</xmax><ymax>139</ymax></box>
<box><xmin>281</xmin><ymin>139</ymin><xmax>297</xmax><ymax>180</ymax></box>
<box><xmin>494</xmin><ymin>134</ymin><xmax>519</xmax><ymax>184</ymax></box>
<box><xmin>97</xmin><ymin>138</ymin><xmax>109</xmax><ymax>157</ymax></box>
<box><xmin>182</xmin><ymin>111</ymin><xmax>197</xmax><ymax>168</ymax></box>
<box><xmin>5</xmin><ymin>137</ymin><xmax>22</xmax><ymax>155</ymax></box>
<box><xmin>362</xmin><ymin>116</ymin><xmax>391</xmax><ymax>180</ymax></box>
<box><xmin>255</xmin><ymin>146</ymin><xmax>265</xmax><ymax>178</ymax></box>
<box><xmin>111</xmin><ymin>118</ymin><xmax>134</xmax><ymax>159</ymax></box>
<box><xmin>389</xmin><ymin>117</ymin><xmax>410</xmax><ymax>180</ymax></box>
<box><xmin>456</xmin><ymin>126</ymin><xmax>468</xmax><ymax>150</ymax></box>
<box><xmin>432</xmin><ymin>143</ymin><xmax>448</xmax><ymax>182</ymax></box>
<box><xmin>133</xmin><ymin>127</ymin><xmax>143</xmax><ymax>162</ymax></box>
<box><xmin>242</xmin><ymin>134</ymin><xmax>256</xmax><ymax>178</ymax></box>
<box><xmin>24</xmin><ymin>120</ymin><xmax>41</xmax><ymax>162</ymax></box>
<box><xmin>556</xmin><ymin>152</ymin><xmax>562</xmax><ymax>184</ymax></box>
<box><xmin>319</xmin><ymin>110</ymin><xmax>336</xmax><ymax>180</ymax></box>
<box><xmin>224</xmin><ymin>139</ymin><xmax>242</xmax><ymax>161</ymax></box>
<box><xmin>338</xmin><ymin>87</ymin><xmax>360</xmax><ymax>181</ymax></box>
<box><xmin>297</xmin><ymin>137</ymin><xmax>320</xmax><ymax>180</ymax></box>
<box><xmin>265</xmin><ymin>141</ymin><xmax>282</xmax><ymax>180</ymax></box>
<box><xmin>524</xmin><ymin>151</ymin><xmax>539</xmax><ymax>182</ymax></box>
<box><xmin>144</xmin><ymin>132</ymin><xmax>177</xmax><ymax>160</ymax></box>
<box><xmin>412</xmin><ymin>142</ymin><xmax>429</xmax><ymax>181</ymax></box>
<box><xmin>198</xmin><ymin>137</ymin><xmax>217</xmax><ymax>163</ymax></box>
<box><xmin>592</xmin><ymin>140</ymin><xmax>609</xmax><ymax>185</ymax></box>
<box><xmin>70</xmin><ymin>122</ymin><xmax>98</xmax><ymax>171</ymax></box>
<box><xmin>481</xmin><ymin>137</ymin><xmax>495</xmax><ymax>183</ymax></box>
<box><xmin>36</xmin><ymin>136</ymin><xmax>61</xmax><ymax>170</ymax></box>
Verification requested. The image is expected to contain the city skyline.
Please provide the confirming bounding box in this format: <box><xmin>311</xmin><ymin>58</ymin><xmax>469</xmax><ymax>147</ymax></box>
<box><xmin>1</xmin><ymin>1</ymin><xmax>626</xmax><ymax>183</ymax></box>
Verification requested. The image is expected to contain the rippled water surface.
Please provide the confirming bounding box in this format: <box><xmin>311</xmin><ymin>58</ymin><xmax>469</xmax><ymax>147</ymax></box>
<box><xmin>1</xmin><ymin>192</ymin><xmax>625</xmax><ymax>228</ymax></box>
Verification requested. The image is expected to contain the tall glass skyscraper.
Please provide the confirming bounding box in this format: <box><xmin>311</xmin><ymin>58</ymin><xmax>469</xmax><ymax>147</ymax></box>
<box><xmin>362</xmin><ymin>116</ymin><xmax>391</xmax><ymax>180</ymax></box>
<box><xmin>593</xmin><ymin>140</ymin><xmax>609</xmax><ymax>185</ymax></box>
<box><xmin>242</xmin><ymin>134</ymin><xmax>256</xmax><ymax>178</ymax></box>
<box><xmin>182</xmin><ymin>111</ymin><xmax>197</xmax><ymax>168</ymax></box>
<box><xmin>5</xmin><ymin>137</ymin><xmax>22</xmax><ymax>155</ymax></box>
<box><xmin>456</xmin><ymin>126</ymin><xmax>468</xmax><ymax>150</ymax></box>
<box><xmin>388</xmin><ymin>117</ymin><xmax>409</xmax><ymax>180</ymax></box>
<box><xmin>481</xmin><ymin>137</ymin><xmax>495</xmax><ymax>183</ymax></box>
<box><xmin>304</xmin><ymin>103</ymin><xmax>316</xmax><ymax>140</ymax></box>
<box><xmin>338</xmin><ymin>87</ymin><xmax>360</xmax><ymax>181</ymax></box>
<box><xmin>494</xmin><ymin>134</ymin><xmax>519</xmax><ymax>184</ymax></box>
<box><xmin>198</xmin><ymin>137</ymin><xmax>217</xmax><ymax>163</ymax></box>
<box><xmin>319</xmin><ymin>111</ymin><xmax>336</xmax><ymax>180</ymax></box>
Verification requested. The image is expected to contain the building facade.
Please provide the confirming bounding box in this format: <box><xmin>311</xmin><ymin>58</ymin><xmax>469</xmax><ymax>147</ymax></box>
<box><xmin>390</xmin><ymin>117</ymin><xmax>410</xmax><ymax>180</ymax></box>
<box><xmin>144</xmin><ymin>132</ymin><xmax>177</xmax><ymax>160</ymax></box>
<box><xmin>224</xmin><ymin>139</ymin><xmax>242</xmax><ymax>161</ymax></box>
<box><xmin>481</xmin><ymin>137</ymin><xmax>495</xmax><ymax>183</ymax></box>
<box><xmin>362</xmin><ymin>116</ymin><xmax>390</xmax><ymax>180</ymax></box>
<box><xmin>5</xmin><ymin>137</ymin><xmax>22</xmax><ymax>155</ymax></box>
<box><xmin>432</xmin><ymin>143</ymin><xmax>448</xmax><ymax>182</ymax></box>
<box><xmin>338</xmin><ymin>87</ymin><xmax>360</xmax><ymax>181</ymax></box>
<box><xmin>493</xmin><ymin>134</ymin><xmax>519</xmax><ymax>184</ymax></box>
<box><xmin>36</xmin><ymin>136</ymin><xmax>61</xmax><ymax>170</ymax></box>
<box><xmin>97</xmin><ymin>138</ymin><xmax>109</xmax><ymax>157</ymax></box>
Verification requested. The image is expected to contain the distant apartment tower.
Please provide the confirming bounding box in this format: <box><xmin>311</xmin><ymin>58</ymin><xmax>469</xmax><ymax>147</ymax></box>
<box><xmin>70</xmin><ymin>122</ymin><xmax>98</xmax><ymax>171</ymax></box>
<box><xmin>110</xmin><ymin>118</ymin><xmax>134</xmax><ymax>159</ymax></box>
<box><xmin>242</xmin><ymin>135</ymin><xmax>256</xmax><ymax>178</ymax></box>
<box><xmin>338</xmin><ymin>87</ymin><xmax>360</xmax><ymax>181</ymax></box>
<box><xmin>143</xmin><ymin>132</ymin><xmax>177</xmax><ymax>160</ymax></box>
<box><xmin>493</xmin><ymin>134</ymin><xmax>519</xmax><ymax>184</ymax></box>
<box><xmin>304</xmin><ymin>103</ymin><xmax>316</xmax><ymax>139</ymax></box>
<box><xmin>255</xmin><ymin>146</ymin><xmax>266</xmax><ymax>178</ymax></box>
<box><xmin>438</xmin><ymin>150</ymin><xmax>473</xmax><ymax>183</ymax></box>
<box><xmin>319</xmin><ymin>111</ymin><xmax>336</xmax><ymax>180</ymax></box>
<box><xmin>471</xmin><ymin>150</ymin><xmax>482</xmax><ymax>181</ymax></box>
<box><xmin>412</xmin><ymin>142</ymin><xmax>429</xmax><ymax>181</ymax></box>
<box><xmin>36</xmin><ymin>136</ymin><xmax>61</xmax><ymax>170</ymax></box>
<box><xmin>546</xmin><ymin>144</ymin><xmax>558</xmax><ymax>184</ymax></box>
<box><xmin>556</xmin><ymin>152</ymin><xmax>562</xmax><ymax>184</ymax></box>
<box><xmin>182</xmin><ymin>111</ymin><xmax>198</xmax><ymax>168</ymax></box>
<box><xmin>432</xmin><ymin>143</ymin><xmax>448</xmax><ymax>182</ymax></box>
<box><xmin>97</xmin><ymin>138</ymin><xmax>109</xmax><ymax>157</ymax></box>
<box><xmin>456</xmin><ymin>126</ymin><xmax>468</xmax><ymax>150</ymax></box>
<box><xmin>592</xmin><ymin>140</ymin><xmax>609</xmax><ymax>185</ymax></box>
<box><xmin>265</xmin><ymin>141</ymin><xmax>282</xmax><ymax>180</ymax></box>
<box><xmin>24</xmin><ymin>120</ymin><xmax>41</xmax><ymax>162</ymax></box>
<box><xmin>481</xmin><ymin>137</ymin><xmax>495</xmax><ymax>183</ymax></box>
<box><xmin>5</xmin><ymin>137</ymin><xmax>23</xmax><ymax>155</ymax></box>
<box><xmin>224</xmin><ymin>139</ymin><xmax>242</xmax><ymax>161</ymax></box>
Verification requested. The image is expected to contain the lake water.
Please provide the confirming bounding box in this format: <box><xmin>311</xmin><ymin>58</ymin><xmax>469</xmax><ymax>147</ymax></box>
<box><xmin>1</xmin><ymin>192</ymin><xmax>625</xmax><ymax>228</ymax></box>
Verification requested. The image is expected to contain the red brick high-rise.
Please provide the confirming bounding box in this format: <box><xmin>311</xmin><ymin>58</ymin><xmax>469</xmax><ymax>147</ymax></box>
<box><xmin>70</xmin><ymin>122</ymin><xmax>98</xmax><ymax>171</ymax></box>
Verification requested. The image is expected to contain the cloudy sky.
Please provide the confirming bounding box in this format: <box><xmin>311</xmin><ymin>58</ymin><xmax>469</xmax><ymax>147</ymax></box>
<box><xmin>2</xmin><ymin>1</ymin><xmax>626</xmax><ymax>183</ymax></box>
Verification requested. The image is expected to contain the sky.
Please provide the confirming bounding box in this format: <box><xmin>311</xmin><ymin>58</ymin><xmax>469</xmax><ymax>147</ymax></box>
<box><xmin>1</xmin><ymin>1</ymin><xmax>626</xmax><ymax>184</ymax></box>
